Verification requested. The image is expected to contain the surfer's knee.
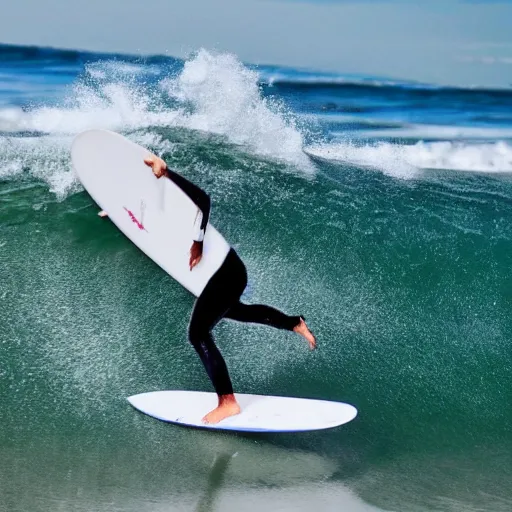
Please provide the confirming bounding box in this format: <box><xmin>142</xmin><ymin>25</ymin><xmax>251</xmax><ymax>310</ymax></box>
<box><xmin>188</xmin><ymin>322</ymin><xmax>209</xmax><ymax>347</ymax></box>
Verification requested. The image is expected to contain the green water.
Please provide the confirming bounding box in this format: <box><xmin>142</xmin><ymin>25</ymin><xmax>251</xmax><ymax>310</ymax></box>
<box><xmin>1</xmin><ymin>133</ymin><xmax>511</xmax><ymax>511</ymax></box>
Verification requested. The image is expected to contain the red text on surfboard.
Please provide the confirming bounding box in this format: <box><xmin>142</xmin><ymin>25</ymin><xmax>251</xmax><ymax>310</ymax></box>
<box><xmin>124</xmin><ymin>207</ymin><xmax>146</xmax><ymax>231</ymax></box>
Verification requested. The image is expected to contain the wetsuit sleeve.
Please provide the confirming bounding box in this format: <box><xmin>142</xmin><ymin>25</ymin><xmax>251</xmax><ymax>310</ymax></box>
<box><xmin>165</xmin><ymin>168</ymin><xmax>210</xmax><ymax>242</ymax></box>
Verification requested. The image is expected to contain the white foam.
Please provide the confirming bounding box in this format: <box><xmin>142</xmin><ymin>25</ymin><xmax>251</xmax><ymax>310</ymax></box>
<box><xmin>306</xmin><ymin>140</ymin><xmax>512</xmax><ymax>177</ymax></box>
<box><xmin>86</xmin><ymin>61</ymin><xmax>162</xmax><ymax>80</ymax></box>
<box><xmin>163</xmin><ymin>50</ymin><xmax>307</xmax><ymax>164</ymax></box>
<box><xmin>0</xmin><ymin>107</ymin><xmax>26</xmax><ymax>132</ymax></box>
<box><xmin>0</xmin><ymin>135</ymin><xmax>82</xmax><ymax>199</ymax></box>
<box><xmin>0</xmin><ymin>84</ymin><xmax>178</xmax><ymax>134</ymax></box>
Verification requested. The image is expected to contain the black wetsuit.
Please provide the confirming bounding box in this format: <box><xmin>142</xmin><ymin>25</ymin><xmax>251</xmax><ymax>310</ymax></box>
<box><xmin>166</xmin><ymin>169</ymin><xmax>301</xmax><ymax>396</ymax></box>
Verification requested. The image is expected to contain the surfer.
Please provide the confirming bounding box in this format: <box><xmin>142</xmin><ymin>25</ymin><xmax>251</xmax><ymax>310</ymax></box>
<box><xmin>101</xmin><ymin>155</ymin><xmax>316</xmax><ymax>424</ymax></box>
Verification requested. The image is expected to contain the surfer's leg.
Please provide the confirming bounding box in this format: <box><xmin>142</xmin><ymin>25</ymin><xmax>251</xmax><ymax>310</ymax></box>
<box><xmin>187</xmin><ymin>249</ymin><xmax>246</xmax><ymax>423</ymax></box>
<box><xmin>189</xmin><ymin>292</ymin><xmax>235</xmax><ymax>395</ymax></box>
<box><xmin>226</xmin><ymin>304</ymin><xmax>316</xmax><ymax>349</ymax></box>
<box><xmin>220</xmin><ymin>249</ymin><xmax>315</xmax><ymax>348</ymax></box>
<box><xmin>225</xmin><ymin>302</ymin><xmax>300</xmax><ymax>330</ymax></box>
<box><xmin>188</xmin><ymin>299</ymin><xmax>241</xmax><ymax>424</ymax></box>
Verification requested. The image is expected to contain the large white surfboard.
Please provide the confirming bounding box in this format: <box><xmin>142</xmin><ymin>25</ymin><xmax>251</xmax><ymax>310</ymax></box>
<box><xmin>127</xmin><ymin>391</ymin><xmax>358</xmax><ymax>432</ymax></box>
<box><xmin>71</xmin><ymin>130</ymin><xmax>230</xmax><ymax>297</ymax></box>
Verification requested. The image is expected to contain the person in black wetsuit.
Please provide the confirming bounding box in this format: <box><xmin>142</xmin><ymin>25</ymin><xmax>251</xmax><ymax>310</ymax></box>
<box><xmin>105</xmin><ymin>155</ymin><xmax>316</xmax><ymax>424</ymax></box>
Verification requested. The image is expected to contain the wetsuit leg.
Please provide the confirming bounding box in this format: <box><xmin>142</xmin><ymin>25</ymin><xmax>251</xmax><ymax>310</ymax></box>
<box><xmin>188</xmin><ymin>249</ymin><xmax>247</xmax><ymax>396</ymax></box>
<box><xmin>225</xmin><ymin>302</ymin><xmax>301</xmax><ymax>331</ymax></box>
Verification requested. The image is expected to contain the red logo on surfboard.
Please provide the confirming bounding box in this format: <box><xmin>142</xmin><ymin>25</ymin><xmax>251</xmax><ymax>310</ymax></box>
<box><xmin>124</xmin><ymin>206</ymin><xmax>147</xmax><ymax>232</ymax></box>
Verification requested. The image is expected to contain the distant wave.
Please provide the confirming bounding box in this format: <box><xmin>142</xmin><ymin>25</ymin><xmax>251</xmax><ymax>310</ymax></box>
<box><xmin>3</xmin><ymin>43</ymin><xmax>511</xmax><ymax>97</ymax></box>
<box><xmin>263</xmin><ymin>78</ymin><xmax>512</xmax><ymax>97</ymax></box>
<box><xmin>259</xmin><ymin>70</ymin><xmax>427</xmax><ymax>89</ymax></box>
<box><xmin>0</xmin><ymin>42</ymin><xmax>178</xmax><ymax>66</ymax></box>
<box><xmin>338</xmin><ymin>124</ymin><xmax>512</xmax><ymax>141</ymax></box>
<box><xmin>258</xmin><ymin>69</ymin><xmax>512</xmax><ymax>96</ymax></box>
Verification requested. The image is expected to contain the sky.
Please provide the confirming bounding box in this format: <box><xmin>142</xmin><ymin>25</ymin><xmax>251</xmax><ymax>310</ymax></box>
<box><xmin>1</xmin><ymin>0</ymin><xmax>512</xmax><ymax>87</ymax></box>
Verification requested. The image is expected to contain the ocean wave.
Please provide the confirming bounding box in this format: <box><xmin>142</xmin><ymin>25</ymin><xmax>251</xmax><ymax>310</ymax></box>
<box><xmin>0</xmin><ymin>50</ymin><xmax>312</xmax><ymax>198</ymax></box>
<box><xmin>260</xmin><ymin>70</ymin><xmax>512</xmax><ymax>96</ymax></box>
<box><xmin>305</xmin><ymin>140</ymin><xmax>512</xmax><ymax>177</ymax></box>
<box><xmin>0</xmin><ymin>43</ymin><xmax>178</xmax><ymax>67</ymax></box>
<box><xmin>0</xmin><ymin>50</ymin><xmax>308</xmax><ymax>164</ymax></box>
<box><xmin>4</xmin><ymin>43</ymin><xmax>511</xmax><ymax>97</ymax></box>
<box><xmin>0</xmin><ymin>43</ymin><xmax>92</xmax><ymax>63</ymax></box>
<box><xmin>2</xmin><ymin>44</ymin><xmax>511</xmax><ymax>197</ymax></box>
<box><xmin>260</xmin><ymin>70</ymin><xmax>426</xmax><ymax>89</ymax></box>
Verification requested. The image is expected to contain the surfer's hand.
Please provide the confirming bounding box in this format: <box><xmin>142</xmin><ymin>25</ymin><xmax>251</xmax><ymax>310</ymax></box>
<box><xmin>144</xmin><ymin>155</ymin><xmax>168</xmax><ymax>179</ymax></box>
<box><xmin>189</xmin><ymin>241</ymin><xmax>203</xmax><ymax>270</ymax></box>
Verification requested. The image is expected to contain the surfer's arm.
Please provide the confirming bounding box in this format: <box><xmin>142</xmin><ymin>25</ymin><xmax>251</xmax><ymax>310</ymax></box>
<box><xmin>144</xmin><ymin>156</ymin><xmax>207</xmax><ymax>270</ymax></box>
<box><xmin>165</xmin><ymin>168</ymin><xmax>211</xmax><ymax>242</ymax></box>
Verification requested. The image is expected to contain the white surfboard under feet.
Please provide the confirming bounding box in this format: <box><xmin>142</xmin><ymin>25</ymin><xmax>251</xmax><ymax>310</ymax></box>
<box><xmin>127</xmin><ymin>391</ymin><xmax>357</xmax><ymax>433</ymax></box>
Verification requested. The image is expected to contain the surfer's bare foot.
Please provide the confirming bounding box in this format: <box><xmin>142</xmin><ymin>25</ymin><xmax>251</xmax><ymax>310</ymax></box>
<box><xmin>98</xmin><ymin>210</ymin><xmax>108</xmax><ymax>218</ymax></box>
<box><xmin>202</xmin><ymin>394</ymin><xmax>241</xmax><ymax>424</ymax></box>
<box><xmin>144</xmin><ymin>154</ymin><xmax>168</xmax><ymax>179</ymax></box>
<box><xmin>293</xmin><ymin>317</ymin><xmax>317</xmax><ymax>350</ymax></box>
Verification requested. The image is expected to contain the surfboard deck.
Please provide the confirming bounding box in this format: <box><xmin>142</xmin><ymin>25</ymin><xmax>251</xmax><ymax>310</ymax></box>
<box><xmin>71</xmin><ymin>129</ymin><xmax>230</xmax><ymax>297</ymax></box>
<box><xmin>127</xmin><ymin>391</ymin><xmax>358</xmax><ymax>432</ymax></box>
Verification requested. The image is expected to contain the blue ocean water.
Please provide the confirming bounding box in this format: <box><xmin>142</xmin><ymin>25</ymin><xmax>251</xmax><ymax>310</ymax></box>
<box><xmin>1</xmin><ymin>43</ymin><xmax>511</xmax><ymax>512</ymax></box>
